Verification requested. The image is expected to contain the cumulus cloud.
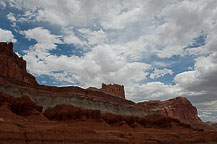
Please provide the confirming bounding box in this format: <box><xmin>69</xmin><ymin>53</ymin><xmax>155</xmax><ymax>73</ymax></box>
<box><xmin>0</xmin><ymin>1</ymin><xmax>6</xmax><ymax>8</ymax></box>
<box><xmin>150</xmin><ymin>68</ymin><xmax>173</xmax><ymax>79</ymax></box>
<box><xmin>63</xmin><ymin>31</ymin><xmax>86</xmax><ymax>46</ymax></box>
<box><xmin>78</xmin><ymin>29</ymin><xmax>107</xmax><ymax>45</ymax></box>
<box><xmin>0</xmin><ymin>28</ymin><xmax>16</xmax><ymax>42</ymax></box>
<box><xmin>7</xmin><ymin>13</ymin><xmax>16</xmax><ymax>22</ymax></box>
<box><xmin>4</xmin><ymin>0</ymin><xmax>165</xmax><ymax>29</ymax></box>
<box><xmin>126</xmin><ymin>82</ymin><xmax>181</xmax><ymax>102</ymax></box>
<box><xmin>23</xmin><ymin>34</ymin><xmax>151</xmax><ymax>88</ymax></box>
<box><xmin>21</xmin><ymin>27</ymin><xmax>62</xmax><ymax>44</ymax></box>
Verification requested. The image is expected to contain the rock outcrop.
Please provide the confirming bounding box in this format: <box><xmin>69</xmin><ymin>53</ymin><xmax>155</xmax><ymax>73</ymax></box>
<box><xmin>0</xmin><ymin>92</ymin><xmax>48</xmax><ymax>121</ymax></box>
<box><xmin>88</xmin><ymin>83</ymin><xmax>125</xmax><ymax>99</ymax></box>
<box><xmin>0</xmin><ymin>42</ymin><xmax>217</xmax><ymax>143</ymax></box>
<box><xmin>100</xmin><ymin>83</ymin><xmax>125</xmax><ymax>99</ymax></box>
<box><xmin>138</xmin><ymin>97</ymin><xmax>201</xmax><ymax>123</ymax></box>
<box><xmin>11</xmin><ymin>96</ymin><xmax>43</xmax><ymax>116</ymax></box>
<box><xmin>0</xmin><ymin>42</ymin><xmax>38</xmax><ymax>85</ymax></box>
<box><xmin>0</xmin><ymin>92</ymin><xmax>217</xmax><ymax>144</ymax></box>
<box><xmin>0</xmin><ymin>42</ymin><xmax>201</xmax><ymax>123</ymax></box>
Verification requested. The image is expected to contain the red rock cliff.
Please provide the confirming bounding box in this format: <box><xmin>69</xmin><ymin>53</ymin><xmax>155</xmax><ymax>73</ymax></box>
<box><xmin>138</xmin><ymin>97</ymin><xmax>201</xmax><ymax>123</ymax></box>
<box><xmin>0</xmin><ymin>42</ymin><xmax>202</xmax><ymax>123</ymax></box>
<box><xmin>0</xmin><ymin>42</ymin><xmax>38</xmax><ymax>85</ymax></box>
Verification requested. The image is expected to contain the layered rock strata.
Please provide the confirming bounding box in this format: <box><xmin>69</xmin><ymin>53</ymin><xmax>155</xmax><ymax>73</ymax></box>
<box><xmin>0</xmin><ymin>42</ymin><xmax>208</xmax><ymax>124</ymax></box>
<box><xmin>0</xmin><ymin>42</ymin><xmax>38</xmax><ymax>85</ymax></box>
<box><xmin>0</xmin><ymin>42</ymin><xmax>217</xmax><ymax>143</ymax></box>
<box><xmin>138</xmin><ymin>97</ymin><xmax>201</xmax><ymax>123</ymax></box>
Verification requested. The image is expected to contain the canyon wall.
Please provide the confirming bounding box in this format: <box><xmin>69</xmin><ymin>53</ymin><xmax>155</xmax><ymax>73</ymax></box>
<box><xmin>0</xmin><ymin>77</ymin><xmax>148</xmax><ymax>117</ymax></box>
<box><xmin>1</xmin><ymin>43</ymin><xmax>217</xmax><ymax>144</ymax></box>
<box><xmin>0</xmin><ymin>42</ymin><xmax>145</xmax><ymax>117</ymax></box>
<box><xmin>0</xmin><ymin>42</ymin><xmax>202</xmax><ymax>123</ymax></box>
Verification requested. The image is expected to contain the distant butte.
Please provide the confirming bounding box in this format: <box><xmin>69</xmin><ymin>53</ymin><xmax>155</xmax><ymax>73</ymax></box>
<box><xmin>0</xmin><ymin>42</ymin><xmax>217</xmax><ymax>144</ymax></box>
<box><xmin>88</xmin><ymin>83</ymin><xmax>125</xmax><ymax>99</ymax></box>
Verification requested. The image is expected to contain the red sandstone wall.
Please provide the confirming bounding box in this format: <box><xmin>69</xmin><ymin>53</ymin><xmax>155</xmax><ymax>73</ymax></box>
<box><xmin>0</xmin><ymin>42</ymin><xmax>38</xmax><ymax>85</ymax></box>
<box><xmin>138</xmin><ymin>97</ymin><xmax>201</xmax><ymax>123</ymax></box>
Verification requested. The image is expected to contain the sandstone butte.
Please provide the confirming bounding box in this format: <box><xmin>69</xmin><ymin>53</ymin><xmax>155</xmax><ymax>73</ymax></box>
<box><xmin>0</xmin><ymin>42</ymin><xmax>217</xmax><ymax>144</ymax></box>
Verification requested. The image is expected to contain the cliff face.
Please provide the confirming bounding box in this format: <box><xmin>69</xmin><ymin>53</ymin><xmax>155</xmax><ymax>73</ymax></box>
<box><xmin>0</xmin><ymin>42</ymin><xmax>38</xmax><ymax>85</ymax></box>
<box><xmin>138</xmin><ymin>97</ymin><xmax>201</xmax><ymax>123</ymax></box>
<box><xmin>1</xmin><ymin>91</ymin><xmax>217</xmax><ymax>144</ymax></box>
<box><xmin>0</xmin><ymin>78</ymin><xmax>147</xmax><ymax>118</ymax></box>
<box><xmin>0</xmin><ymin>42</ymin><xmax>217</xmax><ymax>144</ymax></box>
<box><xmin>0</xmin><ymin>42</ymin><xmax>147</xmax><ymax>117</ymax></box>
<box><xmin>0</xmin><ymin>42</ymin><xmax>201</xmax><ymax>122</ymax></box>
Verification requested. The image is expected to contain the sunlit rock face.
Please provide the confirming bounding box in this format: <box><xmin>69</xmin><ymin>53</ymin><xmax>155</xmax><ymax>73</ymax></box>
<box><xmin>138</xmin><ymin>97</ymin><xmax>201</xmax><ymax>123</ymax></box>
<box><xmin>0</xmin><ymin>42</ymin><xmax>38</xmax><ymax>85</ymax></box>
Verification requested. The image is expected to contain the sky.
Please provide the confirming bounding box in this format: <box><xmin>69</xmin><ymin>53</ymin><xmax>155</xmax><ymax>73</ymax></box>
<box><xmin>0</xmin><ymin>0</ymin><xmax>217</xmax><ymax>122</ymax></box>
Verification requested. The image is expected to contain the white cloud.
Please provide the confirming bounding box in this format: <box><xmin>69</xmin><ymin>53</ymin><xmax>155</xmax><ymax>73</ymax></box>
<box><xmin>126</xmin><ymin>82</ymin><xmax>181</xmax><ymax>101</ymax></box>
<box><xmin>4</xmin><ymin>0</ymin><xmax>165</xmax><ymax>30</ymax></box>
<box><xmin>20</xmin><ymin>28</ymin><xmax>152</xmax><ymax>89</ymax></box>
<box><xmin>198</xmin><ymin>111</ymin><xmax>217</xmax><ymax>122</ymax></box>
<box><xmin>101</xmin><ymin>7</ymin><xmax>141</xmax><ymax>30</ymax></box>
<box><xmin>21</xmin><ymin>27</ymin><xmax>62</xmax><ymax>44</ymax></box>
<box><xmin>21</xmin><ymin>27</ymin><xmax>63</xmax><ymax>75</ymax></box>
<box><xmin>175</xmin><ymin>53</ymin><xmax>217</xmax><ymax>92</ymax></box>
<box><xmin>6</xmin><ymin>0</ymin><xmax>216</xmax><ymax>59</ymax></box>
<box><xmin>101</xmin><ymin>0</ymin><xmax>165</xmax><ymax>30</ymax></box>
<box><xmin>197</xmin><ymin>100</ymin><xmax>217</xmax><ymax>122</ymax></box>
<box><xmin>7</xmin><ymin>12</ymin><xmax>16</xmax><ymax>22</ymax></box>
<box><xmin>63</xmin><ymin>31</ymin><xmax>86</xmax><ymax>46</ymax></box>
<box><xmin>0</xmin><ymin>28</ymin><xmax>16</xmax><ymax>42</ymax></box>
<box><xmin>78</xmin><ymin>29</ymin><xmax>107</xmax><ymax>46</ymax></box>
<box><xmin>23</xmin><ymin>39</ymin><xmax>152</xmax><ymax>88</ymax></box>
<box><xmin>150</xmin><ymin>68</ymin><xmax>173</xmax><ymax>79</ymax></box>
<box><xmin>150</xmin><ymin>0</ymin><xmax>217</xmax><ymax>58</ymax></box>
<box><xmin>63</xmin><ymin>28</ymin><xmax>107</xmax><ymax>48</ymax></box>
<box><xmin>0</xmin><ymin>1</ymin><xmax>6</xmax><ymax>8</ymax></box>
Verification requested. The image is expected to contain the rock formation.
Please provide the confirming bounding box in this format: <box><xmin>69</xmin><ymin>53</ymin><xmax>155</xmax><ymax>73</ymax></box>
<box><xmin>0</xmin><ymin>92</ymin><xmax>48</xmax><ymax>122</ymax></box>
<box><xmin>1</xmin><ymin>91</ymin><xmax>217</xmax><ymax>144</ymax></box>
<box><xmin>0</xmin><ymin>42</ymin><xmax>217</xmax><ymax>144</ymax></box>
<box><xmin>138</xmin><ymin>97</ymin><xmax>201</xmax><ymax>123</ymax></box>
<box><xmin>0</xmin><ymin>42</ymin><xmax>38</xmax><ymax>85</ymax></box>
<box><xmin>0</xmin><ymin>42</ymin><xmax>209</xmax><ymax>122</ymax></box>
<box><xmin>100</xmin><ymin>83</ymin><xmax>125</xmax><ymax>99</ymax></box>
